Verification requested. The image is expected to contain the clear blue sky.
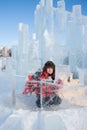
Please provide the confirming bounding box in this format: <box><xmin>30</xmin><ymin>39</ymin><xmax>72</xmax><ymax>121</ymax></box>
<box><xmin>0</xmin><ymin>0</ymin><xmax>87</xmax><ymax>46</ymax></box>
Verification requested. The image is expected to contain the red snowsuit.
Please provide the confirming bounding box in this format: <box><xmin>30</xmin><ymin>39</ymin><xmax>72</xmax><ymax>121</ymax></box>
<box><xmin>22</xmin><ymin>71</ymin><xmax>63</xmax><ymax>97</ymax></box>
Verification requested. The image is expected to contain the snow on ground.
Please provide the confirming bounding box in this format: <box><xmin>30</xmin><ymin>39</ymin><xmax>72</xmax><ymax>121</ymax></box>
<box><xmin>0</xmin><ymin>69</ymin><xmax>87</xmax><ymax>130</ymax></box>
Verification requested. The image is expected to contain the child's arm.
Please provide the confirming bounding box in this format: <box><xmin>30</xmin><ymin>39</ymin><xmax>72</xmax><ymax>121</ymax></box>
<box><xmin>32</xmin><ymin>69</ymin><xmax>42</xmax><ymax>80</ymax></box>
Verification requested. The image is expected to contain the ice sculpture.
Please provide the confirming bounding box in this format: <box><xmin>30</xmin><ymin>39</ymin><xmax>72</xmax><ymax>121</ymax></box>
<box><xmin>15</xmin><ymin>0</ymin><xmax>87</xmax><ymax>84</ymax></box>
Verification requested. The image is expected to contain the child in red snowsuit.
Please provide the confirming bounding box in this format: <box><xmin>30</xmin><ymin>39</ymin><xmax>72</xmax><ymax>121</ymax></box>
<box><xmin>23</xmin><ymin>61</ymin><xmax>63</xmax><ymax>107</ymax></box>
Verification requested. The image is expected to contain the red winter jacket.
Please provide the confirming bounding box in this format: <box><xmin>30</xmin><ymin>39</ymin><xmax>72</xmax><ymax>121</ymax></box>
<box><xmin>22</xmin><ymin>71</ymin><xmax>63</xmax><ymax>97</ymax></box>
<box><xmin>40</xmin><ymin>71</ymin><xmax>50</xmax><ymax>79</ymax></box>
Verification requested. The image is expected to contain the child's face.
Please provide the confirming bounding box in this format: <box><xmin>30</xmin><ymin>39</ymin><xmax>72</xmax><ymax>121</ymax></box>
<box><xmin>47</xmin><ymin>67</ymin><xmax>53</xmax><ymax>74</ymax></box>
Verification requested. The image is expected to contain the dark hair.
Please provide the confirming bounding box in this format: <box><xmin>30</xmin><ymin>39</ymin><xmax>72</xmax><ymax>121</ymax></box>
<box><xmin>43</xmin><ymin>61</ymin><xmax>55</xmax><ymax>80</ymax></box>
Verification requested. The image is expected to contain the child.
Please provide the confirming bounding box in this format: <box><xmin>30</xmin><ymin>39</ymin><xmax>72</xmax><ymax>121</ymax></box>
<box><xmin>23</xmin><ymin>61</ymin><xmax>62</xmax><ymax>107</ymax></box>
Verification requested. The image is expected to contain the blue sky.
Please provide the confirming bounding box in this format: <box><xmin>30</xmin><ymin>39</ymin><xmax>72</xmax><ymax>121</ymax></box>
<box><xmin>0</xmin><ymin>0</ymin><xmax>87</xmax><ymax>46</ymax></box>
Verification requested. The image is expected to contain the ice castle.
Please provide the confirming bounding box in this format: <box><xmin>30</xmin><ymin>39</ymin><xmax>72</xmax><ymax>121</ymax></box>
<box><xmin>12</xmin><ymin>0</ymin><xmax>87</xmax><ymax>85</ymax></box>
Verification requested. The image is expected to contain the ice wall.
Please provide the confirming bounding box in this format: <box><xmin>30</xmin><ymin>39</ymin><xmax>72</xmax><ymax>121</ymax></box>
<box><xmin>35</xmin><ymin>0</ymin><xmax>67</xmax><ymax>65</ymax></box>
<box><xmin>34</xmin><ymin>0</ymin><xmax>87</xmax><ymax>82</ymax></box>
<box><xmin>17</xmin><ymin>23</ymin><xmax>29</xmax><ymax>76</ymax></box>
<box><xmin>28</xmin><ymin>33</ymin><xmax>41</xmax><ymax>73</ymax></box>
<box><xmin>15</xmin><ymin>0</ymin><xmax>87</xmax><ymax>84</ymax></box>
<box><xmin>11</xmin><ymin>45</ymin><xmax>18</xmax><ymax>70</ymax></box>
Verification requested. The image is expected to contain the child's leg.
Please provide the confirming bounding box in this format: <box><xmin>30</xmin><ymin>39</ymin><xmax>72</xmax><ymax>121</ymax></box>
<box><xmin>36</xmin><ymin>96</ymin><xmax>46</xmax><ymax>108</ymax></box>
<box><xmin>45</xmin><ymin>96</ymin><xmax>54</xmax><ymax>105</ymax></box>
<box><xmin>53</xmin><ymin>94</ymin><xmax>62</xmax><ymax>105</ymax></box>
<box><xmin>36</xmin><ymin>96</ymin><xmax>40</xmax><ymax>107</ymax></box>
